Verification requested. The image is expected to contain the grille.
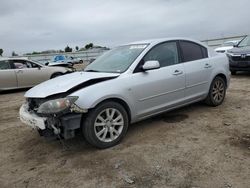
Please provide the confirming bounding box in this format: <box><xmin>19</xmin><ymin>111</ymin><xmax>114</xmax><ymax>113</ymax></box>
<box><xmin>232</xmin><ymin>56</ymin><xmax>250</xmax><ymax>62</ymax></box>
<box><xmin>27</xmin><ymin>98</ymin><xmax>47</xmax><ymax>112</ymax></box>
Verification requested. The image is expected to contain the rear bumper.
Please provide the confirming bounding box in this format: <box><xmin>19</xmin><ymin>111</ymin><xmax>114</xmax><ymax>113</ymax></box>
<box><xmin>19</xmin><ymin>104</ymin><xmax>82</xmax><ymax>139</ymax></box>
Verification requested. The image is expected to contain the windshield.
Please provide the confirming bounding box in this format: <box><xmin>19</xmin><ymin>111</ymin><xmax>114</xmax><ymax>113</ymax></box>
<box><xmin>238</xmin><ymin>36</ymin><xmax>250</xmax><ymax>47</ymax></box>
<box><xmin>84</xmin><ymin>44</ymin><xmax>148</xmax><ymax>73</ymax></box>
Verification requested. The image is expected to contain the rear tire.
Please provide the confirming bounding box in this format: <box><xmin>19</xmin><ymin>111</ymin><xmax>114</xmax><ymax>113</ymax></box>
<box><xmin>82</xmin><ymin>101</ymin><xmax>129</xmax><ymax>149</ymax></box>
<box><xmin>50</xmin><ymin>72</ymin><xmax>62</xmax><ymax>79</ymax></box>
<box><xmin>205</xmin><ymin>76</ymin><xmax>226</xmax><ymax>106</ymax></box>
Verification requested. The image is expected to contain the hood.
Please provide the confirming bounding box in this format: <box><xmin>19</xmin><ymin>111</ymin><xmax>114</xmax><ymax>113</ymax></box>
<box><xmin>228</xmin><ymin>46</ymin><xmax>250</xmax><ymax>55</ymax></box>
<box><xmin>25</xmin><ymin>72</ymin><xmax>120</xmax><ymax>98</ymax></box>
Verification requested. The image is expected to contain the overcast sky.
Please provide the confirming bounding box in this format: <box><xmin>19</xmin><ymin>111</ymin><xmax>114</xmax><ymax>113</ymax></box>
<box><xmin>1</xmin><ymin>0</ymin><xmax>250</xmax><ymax>55</ymax></box>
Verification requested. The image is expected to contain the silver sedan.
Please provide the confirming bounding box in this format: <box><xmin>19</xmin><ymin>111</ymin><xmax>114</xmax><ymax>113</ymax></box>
<box><xmin>0</xmin><ymin>57</ymin><xmax>72</xmax><ymax>91</ymax></box>
<box><xmin>20</xmin><ymin>38</ymin><xmax>230</xmax><ymax>149</ymax></box>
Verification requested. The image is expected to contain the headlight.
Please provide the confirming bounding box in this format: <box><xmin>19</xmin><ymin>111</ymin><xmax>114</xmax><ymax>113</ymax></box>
<box><xmin>37</xmin><ymin>96</ymin><xmax>78</xmax><ymax>114</ymax></box>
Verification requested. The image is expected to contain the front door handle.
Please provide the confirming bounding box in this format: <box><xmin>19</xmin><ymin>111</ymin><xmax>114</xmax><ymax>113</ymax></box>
<box><xmin>204</xmin><ymin>63</ymin><xmax>212</xmax><ymax>68</ymax></box>
<box><xmin>173</xmin><ymin>70</ymin><xmax>183</xmax><ymax>75</ymax></box>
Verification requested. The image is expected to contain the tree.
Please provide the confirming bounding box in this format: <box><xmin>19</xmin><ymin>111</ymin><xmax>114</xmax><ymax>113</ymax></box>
<box><xmin>85</xmin><ymin>43</ymin><xmax>93</xmax><ymax>49</ymax></box>
<box><xmin>65</xmin><ymin>45</ymin><xmax>72</xmax><ymax>52</ymax></box>
<box><xmin>0</xmin><ymin>48</ymin><xmax>3</xmax><ymax>56</ymax></box>
<box><xmin>12</xmin><ymin>51</ymin><xmax>18</xmax><ymax>56</ymax></box>
<box><xmin>75</xmin><ymin>46</ymin><xmax>79</xmax><ymax>51</ymax></box>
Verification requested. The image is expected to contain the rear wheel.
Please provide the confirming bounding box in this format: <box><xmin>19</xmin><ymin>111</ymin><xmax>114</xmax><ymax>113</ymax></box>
<box><xmin>50</xmin><ymin>72</ymin><xmax>62</xmax><ymax>79</ymax></box>
<box><xmin>205</xmin><ymin>76</ymin><xmax>226</xmax><ymax>106</ymax></box>
<box><xmin>82</xmin><ymin>101</ymin><xmax>129</xmax><ymax>149</ymax></box>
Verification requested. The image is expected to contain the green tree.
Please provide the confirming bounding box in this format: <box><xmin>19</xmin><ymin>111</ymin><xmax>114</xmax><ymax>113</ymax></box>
<box><xmin>85</xmin><ymin>43</ymin><xmax>94</xmax><ymax>49</ymax></box>
<box><xmin>12</xmin><ymin>51</ymin><xmax>18</xmax><ymax>56</ymax></box>
<box><xmin>0</xmin><ymin>48</ymin><xmax>3</xmax><ymax>56</ymax></box>
<box><xmin>65</xmin><ymin>45</ymin><xmax>72</xmax><ymax>52</ymax></box>
<box><xmin>75</xmin><ymin>46</ymin><xmax>79</xmax><ymax>51</ymax></box>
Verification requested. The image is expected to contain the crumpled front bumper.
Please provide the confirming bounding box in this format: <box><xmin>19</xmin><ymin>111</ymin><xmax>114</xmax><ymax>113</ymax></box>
<box><xmin>19</xmin><ymin>104</ymin><xmax>46</xmax><ymax>130</ymax></box>
<box><xmin>19</xmin><ymin>103</ymin><xmax>82</xmax><ymax>139</ymax></box>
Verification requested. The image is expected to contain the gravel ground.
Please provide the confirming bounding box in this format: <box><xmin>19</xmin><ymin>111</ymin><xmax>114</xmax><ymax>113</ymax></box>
<box><xmin>0</xmin><ymin>74</ymin><xmax>250</xmax><ymax>188</ymax></box>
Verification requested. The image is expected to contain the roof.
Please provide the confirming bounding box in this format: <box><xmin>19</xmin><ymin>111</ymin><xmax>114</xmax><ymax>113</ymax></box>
<box><xmin>126</xmin><ymin>37</ymin><xmax>208</xmax><ymax>48</ymax></box>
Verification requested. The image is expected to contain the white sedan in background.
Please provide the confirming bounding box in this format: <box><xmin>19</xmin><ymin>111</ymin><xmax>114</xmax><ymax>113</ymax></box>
<box><xmin>0</xmin><ymin>57</ymin><xmax>72</xmax><ymax>91</ymax></box>
<box><xmin>215</xmin><ymin>40</ymin><xmax>240</xmax><ymax>53</ymax></box>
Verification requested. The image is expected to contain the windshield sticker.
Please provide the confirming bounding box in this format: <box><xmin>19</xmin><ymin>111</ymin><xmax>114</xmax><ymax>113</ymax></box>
<box><xmin>130</xmin><ymin>45</ymin><xmax>147</xmax><ymax>49</ymax></box>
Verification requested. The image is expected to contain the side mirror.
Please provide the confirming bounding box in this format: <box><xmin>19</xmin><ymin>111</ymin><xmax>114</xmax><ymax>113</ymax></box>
<box><xmin>233</xmin><ymin>44</ymin><xmax>238</xmax><ymax>48</ymax></box>
<box><xmin>45</xmin><ymin>62</ymin><xmax>49</xmax><ymax>66</ymax></box>
<box><xmin>142</xmin><ymin>60</ymin><xmax>160</xmax><ymax>71</ymax></box>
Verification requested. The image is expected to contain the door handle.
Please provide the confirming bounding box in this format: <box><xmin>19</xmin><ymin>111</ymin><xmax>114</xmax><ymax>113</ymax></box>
<box><xmin>16</xmin><ymin>70</ymin><xmax>23</xmax><ymax>73</ymax></box>
<box><xmin>172</xmin><ymin>70</ymin><xmax>183</xmax><ymax>75</ymax></box>
<box><xmin>204</xmin><ymin>63</ymin><xmax>212</xmax><ymax>68</ymax></box>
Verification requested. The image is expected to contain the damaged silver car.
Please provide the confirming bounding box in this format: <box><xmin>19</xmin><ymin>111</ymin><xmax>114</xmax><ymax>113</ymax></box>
<box><xmin>20</xmin><ymin>38</ymin><xmax>230</xmax><ymax>148</ymax></box>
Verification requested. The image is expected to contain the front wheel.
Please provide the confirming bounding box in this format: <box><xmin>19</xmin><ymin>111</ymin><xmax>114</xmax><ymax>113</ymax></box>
<box><xmin>205</xmin><ymin>76</ymin><xmax>226</xmax><ymax>106</ymax></box>
<box><xmin>82</xmin><ymin>101</ymin><xmax>129</xmax><ymax>149</ymax></box>
<box><xmin>231</xmin><ymin>70</ymin><xmax>237</xmax><ymax>75</ymax></box>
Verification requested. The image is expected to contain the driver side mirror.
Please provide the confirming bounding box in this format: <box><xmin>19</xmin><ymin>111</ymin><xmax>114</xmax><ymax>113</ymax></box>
<box><xmin>142</xmin><ymin>60</ymin><xmax>160</xmax><ymax>71</ymax></box>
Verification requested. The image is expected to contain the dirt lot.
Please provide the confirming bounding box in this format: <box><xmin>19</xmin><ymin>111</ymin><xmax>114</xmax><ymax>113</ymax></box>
<box><xmin>0</xmin><ymin>74</ymin><xmax>250</xmax><ymax>188</ymax></box>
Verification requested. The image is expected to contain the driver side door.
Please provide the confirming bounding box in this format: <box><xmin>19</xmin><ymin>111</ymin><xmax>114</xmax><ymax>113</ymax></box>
<box><xmin>129</xmin><ymin>41</ymin><xmax>186</xmax><ymax>120</ymax></box>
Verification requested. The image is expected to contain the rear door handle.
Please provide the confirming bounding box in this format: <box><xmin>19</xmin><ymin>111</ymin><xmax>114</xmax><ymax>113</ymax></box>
<box><xmin>204</xmin><ymin>63</ymin><xmax>212</xmax><ymax>68</ymax></box>
<box><xmin>16</xmin><ymin>70</ymin><xmax>23</xmax><ymax>73</ymax></box>
<box><xmin>172</xmin><ymin>70</ymin><xmax>183</xmax><ymax>75</ymax></box>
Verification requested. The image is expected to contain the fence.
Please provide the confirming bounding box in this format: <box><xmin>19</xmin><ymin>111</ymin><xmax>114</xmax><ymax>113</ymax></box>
<box><xmin>20</xmin><ymin>48</ymin><xmax>109</xmax><ymax>64</ymax></box>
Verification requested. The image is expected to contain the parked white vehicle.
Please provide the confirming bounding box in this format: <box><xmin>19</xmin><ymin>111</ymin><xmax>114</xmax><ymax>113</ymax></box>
<box><xmin>0</xmin><ymin>57</ymin><xmax>72</xmax><ymax>91</ymax></box>
<box><xmin>215</xmin><ymin>40</ymin><xmax>239</xmax><ymax>53</ymax></box>
<box><xmin>20</xmin><ymin>38</ymin><xmax>230</xmax><ymax>148</ymax></box>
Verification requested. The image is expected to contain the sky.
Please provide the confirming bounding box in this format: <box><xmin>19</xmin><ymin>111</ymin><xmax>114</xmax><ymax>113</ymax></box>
<box><xmin>0</xmin><ymin>0</ymin><xmax>250</xmax><ymax>56</ymax></box>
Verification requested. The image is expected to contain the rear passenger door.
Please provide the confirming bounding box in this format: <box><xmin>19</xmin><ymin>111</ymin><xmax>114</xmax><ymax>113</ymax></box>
<box><xmin>0</xmin><ymin>60</ymin><xmax>17</xmax><ymax>90</ymax></box>
<box><xmin>11</xmin><ymin>60</ymin><xmax>48</xmax><ymax>88</ymax></box>
<box><xmin>179</xmin><ymin>40</ymin><xmax>212</xmax><ymax>100</ymax></box>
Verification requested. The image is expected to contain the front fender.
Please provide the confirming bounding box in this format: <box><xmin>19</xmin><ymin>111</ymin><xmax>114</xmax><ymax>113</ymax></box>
<box><xmin>69</xmin><ymin>79</ymin><xmax>137</xmax><ymax>121</ymax></box>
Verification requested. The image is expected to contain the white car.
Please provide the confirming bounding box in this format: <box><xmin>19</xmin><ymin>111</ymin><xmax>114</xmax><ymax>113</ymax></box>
<box><xmin>0</xmin><ymin>57</ymin><xmax>72</xmax><ymax>91</ymax></box>
<box><xmin>215</xmin><ymin>40</ymin><xmax>239</xmax><ymax>53</ymax></box>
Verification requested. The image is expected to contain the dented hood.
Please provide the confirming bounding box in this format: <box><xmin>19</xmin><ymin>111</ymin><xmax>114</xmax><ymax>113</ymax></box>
<box><xmin>25</xmin><ymin>72</ymin><xmax>120</xmax><ymax>98</ymax></box>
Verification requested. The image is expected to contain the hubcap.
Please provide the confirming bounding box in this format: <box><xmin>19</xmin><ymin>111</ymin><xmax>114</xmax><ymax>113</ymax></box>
<box><xmin>94</xmin><ymin>108</ymin><xmax>124</xmax><ymax>142</ymax></box>
<box><xmin>212</xmin><ymin>80</ymin><xmax>225</xmax><ymax>103</ymax></box>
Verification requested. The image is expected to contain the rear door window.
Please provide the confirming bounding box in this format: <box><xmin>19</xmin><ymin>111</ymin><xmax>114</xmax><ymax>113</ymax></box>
<box><xmin>179</xmin><ymin>41</ymin><xmax>208</xmax><ymax>62</ymax></box>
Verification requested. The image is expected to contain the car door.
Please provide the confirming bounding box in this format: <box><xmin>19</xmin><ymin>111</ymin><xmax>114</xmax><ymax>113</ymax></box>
<box><xmin>179</xmin><ymin>40</ymin><xmax>213</xmax><ymax>100</ymax></box>
<box><xmin>0</xmin><ymin>60</ymin><xmax>17</xmax><ymax>90</ymax></box>
<box><xmin>129</xmin><ymin>41</ymin><xmax>186</xmax><ymax>119</ymax></box>
<box><xmin>11</xmin><ymin>60</ymin><xmax>49</xmax><ymax>88</ymax></box>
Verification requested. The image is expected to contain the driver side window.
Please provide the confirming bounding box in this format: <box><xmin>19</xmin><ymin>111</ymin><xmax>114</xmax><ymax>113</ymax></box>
<box><xmin>144</xmin><ymin>42</ymin><xmax>179</xmax><ymax>68</ymax></box>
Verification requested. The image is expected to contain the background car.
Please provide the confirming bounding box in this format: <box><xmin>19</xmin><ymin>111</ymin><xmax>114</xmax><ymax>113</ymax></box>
<box><xmin>46</xmin><ymin>55</ymin><xmax>83</xmax><ymax>67</ymax></box>
<box><xmin>0</xmin><ymin>57</ymin><xmax>72</xmax><ymax>91</ymax></box>
<box><xmin>20</xmin><ymin>38</ymin><xmax>230</xmax><ymax>149</ymax></box>
<box><xmin>215</xmin><ymin>40</ymin><xmax>239</xmax><ymax>53</ymax></box>
<box><xmin>227</xmin><ymin>35</ymin><xmax>250</xmax><ymax>75</ymax></box>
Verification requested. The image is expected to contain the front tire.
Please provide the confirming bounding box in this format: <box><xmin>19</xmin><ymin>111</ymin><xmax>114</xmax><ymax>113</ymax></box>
<box><xmin>205</xmin><ymin>76</ymin><xmax>226</xmax><ymax>106</ymax></box>
<box><xmin>82</xmin><ymin>101</ymin><xmax>129</xmax><ymax>149</ymax></box>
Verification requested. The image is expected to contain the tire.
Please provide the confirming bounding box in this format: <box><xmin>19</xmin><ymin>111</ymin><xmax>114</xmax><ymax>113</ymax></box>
<box><xmin>82</xmin><ymin>101</ymin><xmax>129</xmax><ymax>149</ymax></box>
<box><xmin>205</xmin><ymin>76</ymin><xmax>226</xmax><ymax>106</ymax></box>
<box><xmin>231</xmin><ymin>70</ymin><xmax>236</xmax><ymax>75</ymax></box>
<box><xmin>50</xmin><ymin>72</ymin><xmax>62</xmax><ymax>79</ymax></box>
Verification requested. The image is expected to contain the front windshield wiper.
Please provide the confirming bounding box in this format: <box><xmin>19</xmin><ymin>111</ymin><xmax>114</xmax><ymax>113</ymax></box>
<box><xmin>84</xmin><ymin>69</ymin><xmax>101</xmax><ymax>72</ymax></box>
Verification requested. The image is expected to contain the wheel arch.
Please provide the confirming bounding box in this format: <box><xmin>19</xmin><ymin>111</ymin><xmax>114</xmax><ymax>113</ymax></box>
<box><xmin>214</xmin><ymin>73</ymin><xmax>227</xmax><ymax>87</ymax></box>
<box><xmin>92</xmin><ymin>97</ymin><xmax>132</xmax><ymax>123</ymax></box>
<box><xmin>50</xmin><ymin>72</ymin><xmax>63</xmax><ymax>79</ymax></box>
